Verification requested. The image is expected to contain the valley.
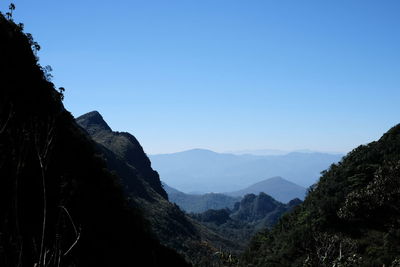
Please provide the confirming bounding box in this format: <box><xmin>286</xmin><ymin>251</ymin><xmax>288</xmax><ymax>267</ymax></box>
<box><xmin>1</xmin><ymin>2</ymin><xmax>399</xmax><ymax>267</ymax></box>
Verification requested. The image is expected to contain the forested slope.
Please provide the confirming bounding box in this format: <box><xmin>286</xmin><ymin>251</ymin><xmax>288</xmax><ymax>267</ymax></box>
<box><xmin>242</xmin><ymin>124</ymin><xmax>400</xmax><ymax>266</ymax></box>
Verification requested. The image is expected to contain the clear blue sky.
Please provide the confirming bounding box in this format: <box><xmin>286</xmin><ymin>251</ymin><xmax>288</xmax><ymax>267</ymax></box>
<box><xmin>3</xmin><ymin>0</ymin><xmax>400</xmax><ymax>154</ymax></box>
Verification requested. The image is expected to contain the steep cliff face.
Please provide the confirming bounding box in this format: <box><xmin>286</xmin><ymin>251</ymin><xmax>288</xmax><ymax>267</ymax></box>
<box><xmin>76</xmin><ymin>111</ymin><xmax>168</xmax><ymax>200</ymax></box>
<box><xmin>242</xmin><ymin>124</ymin><xmax>400</xmax><ymax>266</ymax></box>
<box><xmin>76</xmin><ymin>111</ymin><xmax>240</xmax><ymax>265</ymax></box>
<box><xmin>0</xmin><ymin>13</ymin><xmax>189</xmax><ymax>267</ymax></box>
<box><xmin>76</xmin><ymin>112</ymin><xmax>198</xmax><ymax>240</ymax></box>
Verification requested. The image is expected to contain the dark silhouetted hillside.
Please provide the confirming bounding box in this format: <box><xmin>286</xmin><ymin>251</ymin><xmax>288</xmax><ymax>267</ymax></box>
<box><xmin>0</xmin><ymin>13</ymin><xmax>189</xmax><ymax>267</ymax></box>
<box><xmin>76</xmin><ymin>111</ymin><xmax>241</xmax><ymax>265</ymax></box>
<box><xmin>76</xmin><ymin>111</ymin><xmax>168</xmax><ymax>200</ymax></box>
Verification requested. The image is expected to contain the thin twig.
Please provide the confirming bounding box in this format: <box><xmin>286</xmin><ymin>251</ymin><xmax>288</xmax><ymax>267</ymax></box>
<box><xmin>0</xmin><ymin>106</ymin><xmax>12</xmax><ymax>134</ymax></box>
<box><xmin>58</xmin><ymin>206</ymin><xmax>78</xmax><ymax>236</ymax></box>
<box><xmin>59</xmin><ymin>206</ymin><xmax>81</xmax><ymax>256</ymax></box>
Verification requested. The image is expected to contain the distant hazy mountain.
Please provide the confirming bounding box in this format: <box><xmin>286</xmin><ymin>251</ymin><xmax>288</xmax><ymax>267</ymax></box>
<box><xmin>226</xmin><ymin>149</ymin><xmax>344</xmax><ymax>156</ymax></box>
<box><xmin>150</xmin><ymin>149</ymin><xmax>342</xmax><ymax>193</ymax></box>
<box><xmin>163</xmin><ymin>183</ymin><xmax>241</xmax><ymax>213</ymax></box>
<box><xmin>227</xmin><ymin>176</ymin><xmax>307</xmax><ymax>203</ymax></box>
<box><xmin>226</xmin><ymin>149</ymin><xmax>289</xmax><ymax>156</ymax></box>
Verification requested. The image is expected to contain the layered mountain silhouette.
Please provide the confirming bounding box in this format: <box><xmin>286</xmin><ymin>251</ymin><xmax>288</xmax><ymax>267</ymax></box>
<box><xmin>5</xmin><ymin>8</ymin><xmax>398</xmax><ymax>267</ymax></box>
<box><xmin>150</xmin><ymin>149</ymin><xmax>342</xmax><ymax>192</ymax></box>
<box><xmin>164</xmin><ymin>176</ymin><xmax>305</xmax><ymax>213</ymax></box>
<box><xmin>76</xmin><ymin>111</ymin><xmax>240</xmax><ymax>264</ymax></box>
<box><xmin>163</xmin><ymin>183</ymin><xmax>241</xmax><ymax>213</ymax></box>
<box><xmin>227</xmin><ymin>176</ymin><xmax>307</xmax><ymax>203</ymax></box>
<box><xmin>191</xmin><ymin>193</ymin><xmax>302</xmax><ymax>245</ymax></box>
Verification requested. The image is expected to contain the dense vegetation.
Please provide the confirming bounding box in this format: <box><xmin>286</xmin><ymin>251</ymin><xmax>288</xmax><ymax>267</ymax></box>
<box><xmin>190</xmin><ymin>193</ymin><xmax>301</xmax><ymax>248</ymax></box>
<box><xmin>0</xmin><ymin>11</ymin><xmax>189</xmax><ymax>267</ymax></box>
<box><xmin>4</xmin><ymin>4</ymin><xmax>400</xmax><ymax>267</ymax></box>
<box><xmin>242</xmin><ymin>124</ymin><xmax>400</xmax><ymax>266</ymax></box>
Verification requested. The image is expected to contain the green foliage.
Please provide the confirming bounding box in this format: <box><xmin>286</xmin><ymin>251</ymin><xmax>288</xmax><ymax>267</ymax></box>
<box><xmin>189</xmin><ymin>193</ymin><xmax>301</xmax><ymax>254</ymax></box>
<box><xmin>191</xmin><ymin>209</ymin><xmax>232</xmax><ymax>226</ymax></box>
<box><xmin>241</xmin><ymin>124</ymin><xmax>400</xmax><ymax>266</ymax></box>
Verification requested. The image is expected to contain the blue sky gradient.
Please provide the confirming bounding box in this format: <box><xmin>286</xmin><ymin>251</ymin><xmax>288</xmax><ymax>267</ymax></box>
<box><xmin>2</xmin><ymin>0</ymin><xmax>400</xmax><ymax>154</ymax></box>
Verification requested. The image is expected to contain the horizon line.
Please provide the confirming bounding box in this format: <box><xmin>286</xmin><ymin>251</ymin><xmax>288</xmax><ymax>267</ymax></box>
<box><xmin>147</xmin><ymin>147</ymin><xmax>347</xmax><ymax>156</ymax></box>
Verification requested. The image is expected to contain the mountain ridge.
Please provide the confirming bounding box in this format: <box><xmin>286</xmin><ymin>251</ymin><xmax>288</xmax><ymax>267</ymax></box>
<box><xmin>190</xmin><ymin>192</ymin><xmax>302</xmax><ymax>247</ymax></box>
<box><xmin>76</xmin><ymin>111</ymin><xmax>241</xmax><ymax>264</ymax></box>
<box><xmin>150</xmin><ymin>149</ymin><xmax>343</xmax><ymax>192</ymax></box>
<box><xmin>77</xmin><ymin>111</ymin><xmax>168</xmax><ymax>200</ymax></box>
<box><xmin>227</xmin><ymin>176</ymin><xmax>307</xmax><ymax>203</ymax></box>
<box><xmin>0</xmin><ymin>14</ymin><xmax>189</xmax><ymax>267</ymax></box>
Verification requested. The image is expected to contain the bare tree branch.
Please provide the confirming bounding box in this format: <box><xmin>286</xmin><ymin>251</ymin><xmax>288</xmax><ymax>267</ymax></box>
<box><xmin>32</xmin><ymin>116</ymin><xmax>56</xmax><ymax>267</ymax></box>
<box><xmin>59</xmin><ymin>206</ymin><xmax>81</xmax><ymax>256</ymax></box>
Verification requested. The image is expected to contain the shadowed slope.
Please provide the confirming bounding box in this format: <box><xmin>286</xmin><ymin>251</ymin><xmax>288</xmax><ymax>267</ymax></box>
<box><xmin>76</xmin><ymin>111</ymin><xmax>168</xmax><ymax>200</ymax></box>
<box><xmin>76</xmin><ymin>111</ymin><xmax>240</xmax><ymax>265</ymax></box>
<box><xmin>0</xmin><ymin>13</ymin><xmax>189</xmax><ymax>267</ymax></box>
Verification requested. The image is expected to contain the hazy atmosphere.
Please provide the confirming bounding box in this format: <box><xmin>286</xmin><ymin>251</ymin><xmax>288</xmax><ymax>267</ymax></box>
<box><xmin>2</xmin><ymin>0</ymin><xmax>399</xmax><ymax>154</ymax></box>
<box><xmin>3</xmin><ymin>1</ymin><xmax>400</xmax><ymax>266</ymax></box>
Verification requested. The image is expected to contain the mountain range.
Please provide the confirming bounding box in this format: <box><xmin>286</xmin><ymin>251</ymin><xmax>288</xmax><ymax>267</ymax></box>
<box><xmin>76</xmin><ymin>111</ymin><xmax>306</xmax><ymax>264</ymax></box>
<box><xmin>4</xmin><ymin>9</ymin><xmax>400</xmax><ymax>267</ymax></box>
<box><xmin>190</xmin><ymin>193</ymin><xmax>302</xmax><ymax>246</ymax></box>
<box><xmin>164</xmin><ymin>176</ymin><xmax>306</xmax><ymax>213</ymax></box>
<box><xmin>150</xmin><ymin>149</ymin><xmax>342</xmax><ymax>193</ymax></box>
<box><xmin>76</xmin><ymin>111</ymin><xmax>240</xmax><ymax>265</ymax></box>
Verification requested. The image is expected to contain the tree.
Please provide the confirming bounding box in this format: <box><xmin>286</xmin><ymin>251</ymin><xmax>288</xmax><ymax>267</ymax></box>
<box><xmin>6</xmin><ymin>3</ymin><xmax>15</xmax><ymax>20</ymax></box>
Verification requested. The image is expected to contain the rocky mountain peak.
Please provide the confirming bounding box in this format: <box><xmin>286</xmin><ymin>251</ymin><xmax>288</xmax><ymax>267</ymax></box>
<box><xmin>76</xmin><ymin>110</ymin><xmax>112</xmax><ymax>134</ymax></box>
